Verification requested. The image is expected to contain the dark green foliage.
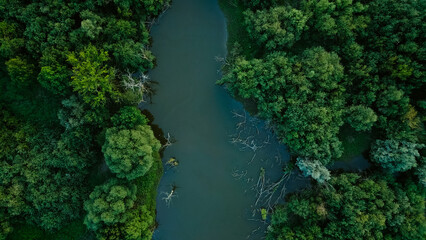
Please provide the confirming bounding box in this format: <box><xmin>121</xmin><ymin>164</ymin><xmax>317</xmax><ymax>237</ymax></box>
<box><xmin>267</xmin><ymin>173</ymin><xmax>426</xmax><ymax>240</ymax></box>
<box><xmin>97</xmin><ymin>205</ymin><xmax>154</xmax><ymax>240</ymax></box>
<box><xmin>103</xmin><ymin>125</ymin><xmax>161</xmax><ymax>180</ymax></box>
<box><xmin>244</xmin><ymin>6</ymin><xmax>308</xmax><ymax>50</ymax></box>
<box><xmin>0</xmin><ymin>22</ymin><xmax>24</xmax><ymax>59</ymax></box>
<box><xmin>346</xmin><ymin>105</ymin><xmax>377</xmax><ymax>132</ymax></box>
<box><xmin>84</xmin><ymin>178</ymin><xmax>137</xmax><ymax>231</ymax></box>
<box><xmin>220</xmin><ymin>0</ymin><xmax>425</xmax><ymax>178</ymax></box>
<box><xmin>96</xmin><ymin>154</ymin><xmax>162</xmax><ymax>240</ymax></box>
<box><xmin>0</xmin><ymin>216</ymin><xmax>12</xmax><ymax>240</ymax></box>
<box><xmin>37</xmin><ymin>65</ymin><xmax>70</xmax><ymax>96</ymax></box>
<box><xmin>0</xmin><ymin>0</ymin><xmax>168</xmax><ymax>238</ymax></box>
<box><xmin>416</xmin><ymin>157</ymin><xmax>426</xmax><ymax>187</ymax></box>
<box><xmin>111</xmin><ymin>106</ymin><xmax>148</xmax><ymax>130</ymax></box>
<box><xmin>6</xmin><ymin>220</ymin><xmax>89</xmax><ymax>240</ymax></box>
<box><xmin>5</xmin><ymin>57</ymin><xmax>35</xmax><ymax>87</ymax></box>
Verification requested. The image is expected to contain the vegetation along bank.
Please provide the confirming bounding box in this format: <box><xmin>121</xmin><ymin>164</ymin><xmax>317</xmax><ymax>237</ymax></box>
<box><xmin>219</xmin><ymin>0</ymin><xmax>425</xmax><ymax>239</ymax></box>
<box><xmin>0</xmin><ymin>0</ymin><xmax>170</xmax><ymax>239</ymax></box>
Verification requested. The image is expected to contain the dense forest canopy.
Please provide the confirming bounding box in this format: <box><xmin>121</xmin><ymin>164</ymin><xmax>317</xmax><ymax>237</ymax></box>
<box><xmin>0</xmin><ymin>0</ymin><xmax>169</xmax><ymax>239</ymax></box>
<box><xmin>220</xmin><ymin>0</ymin><xmax>425</xmax><ymax>180</ymax></box>
<box><xmin>219</xmin><ymin>0</ymin><xmax>425</xmax><ymax>238</ymax></box>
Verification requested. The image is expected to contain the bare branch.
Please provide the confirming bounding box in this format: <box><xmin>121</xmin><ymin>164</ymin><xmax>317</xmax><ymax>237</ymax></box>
<box><xmin>122</xmin><ymin>70</ymin><xmax>153</xmax><ymax>103</ymax></box>
<box><xmin>162</xmin><ymin>185</ymin><xmax>177</xmax><ymax>207</ymax></box>
<box><xmin>161</xmin><ymin>132</ymin><xmax>176</xmax><ymax>150</ymax></box>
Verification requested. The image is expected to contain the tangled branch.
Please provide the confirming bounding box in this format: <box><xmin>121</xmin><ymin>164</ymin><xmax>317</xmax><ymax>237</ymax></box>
<box><xmin>253</xmin><ymin>168</ymin><xmax>292</xmax><ymax>211</ymax></box>
<box><xmin>162</xmin><ymin>185</ymin><xmax>177</xmax><ymax>207</ymax></box>
<box><xmin>122</xmin><ymin>70</ymin><xmax>153</xmax><ymax>103</ymax></box>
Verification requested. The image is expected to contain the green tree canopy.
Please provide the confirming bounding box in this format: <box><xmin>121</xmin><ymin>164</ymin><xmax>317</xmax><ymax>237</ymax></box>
<box><xmin>346</xmin><ymin>105</ymin><xmax>377</xmax><ymax>131</ymax></box>
<box><xmin>84</xmin><ymin>178</ymin><xmax>137</xmax><ymax>231</ymax></box>
<box><xmin>5</xmin><ymin>57</ymin><xmax>35</xmax><ymax>87</ymax></box>
<box><xmin>244</xmin><ymin>6</ymin><xmax>308</xmax><ymax>50</ymax></box>
<box><xmin>67</xmin><ymin>45</ymin><xmax>117</xmax><ymax>108</ymax></box>
<box><xmin>370</xmin><ymin>139</ymin><xmax>424</xmax><ymax>173</ymax></box>
<box><xmin>111</xmin><ymin>106</ymin><xmax>148</xmax><ymax>130</ymax></box>
<box><xmin>267</xmin><ymin>173</ymin><xmax>425</xmax><ymax>240</ymax></box>
<box><xmin>102</xmin><ymin>125</ymin><xmax>161</xmax><ymax>180</ymax></box>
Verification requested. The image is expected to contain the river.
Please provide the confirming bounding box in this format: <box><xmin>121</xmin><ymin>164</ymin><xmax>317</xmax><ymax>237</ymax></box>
<box><xmin>142</xmin><ymin>0</ymin><xmax>360</xmax><ymax>239</ymax></box>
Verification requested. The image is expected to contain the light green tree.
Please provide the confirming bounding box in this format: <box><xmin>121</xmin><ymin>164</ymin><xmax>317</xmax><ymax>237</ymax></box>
<box><xmin>346</xmin><ymin>105</ymin><xmax>377</xmax><ymax>131</ymax></box>
<box><xmin>102</xmin><ymin>125</ymin><xmax>161</xmax><ymax>180</ymax></box>
<box><xmin>67</xmin><ymin>45</ymin><xmax>117</xmax><ymax>108</ymax></box>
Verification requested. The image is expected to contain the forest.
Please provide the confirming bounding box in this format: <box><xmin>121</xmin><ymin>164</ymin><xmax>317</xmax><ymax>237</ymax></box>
<box><xmin>218</xmin><ymin>0</ymin><xmax>425</xmax><ymax>239</ymax></box>
<box><xmin>1</xmin><ymin>0</ymin><xmax>425</xmax><ymax>239</ymax></box>
<box><xmin>0</xmin><ymin>0</ymin><xmax>169</xmax><ymax>239</ymax></box>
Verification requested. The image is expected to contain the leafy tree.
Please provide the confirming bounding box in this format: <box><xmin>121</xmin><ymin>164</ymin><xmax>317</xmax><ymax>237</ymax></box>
<box><xmin>415</xmin><ymin>157</ymin><xmax>426</xmax><ymax>187</ymax></box>
<box><xmin>0</xmin><ymin>215</ymin><xmax>12</xmax><ymax>240</ymax></box>
<box><xmin>111</xmin><ymin>106</ymin><xmax>148</xmax><ymax>130</ymax></box>
<box><xmin>97</xmin><ymin>205</ymin><xmax>154</xmax><ymax>240</ymax></box>
<box><xmin>301</xmin><ymin>0</ymin><xmax>369</xmax><ymax>41</ymax></box>
<box><xmin>376</xmin><ymin>86</ymin><xmax>410</xmax><ymax>117</ymax></box>
<box><xmin>79</xmin><ymin>10</ymin><xmax>103</xmax><ymax>40</ymax></box>
<box><xmin>104</xmin><ymin>40</ymin><xmax>154</xmax><ymax>72</ymax></box>
<box><xmin>296</xmin><ymin>157</ymin><xmax>330</xmax><ymax>183</ymax></box>
<box><xmin>37</xmin><ymin>65</ymin><xmax>70</xmax><ymax>96</ymax></box>
<box><xmin>5</xmin><ymin>57</ymin><xmax>35</xmax><ymax>87</ymax></box>
<box><xmin>370</xmin><ymin>139</ymin><xmax>424</xmax><ymax>173</ymax></box>
<box><xmin>346</xmin><ymin>105</ymin><xmax>377</xmax><ymax>131</ymax></box>
<box><xmin>267</xmin><ymin>173</ymin><xmax>425</xmax><ymax>240</ymax></box>
<box><xmin>102</xmin><ymin>125</ymin><xmax>161</xmax><ymax>180</ymax></box>
<box><xmin>67</xmin><ymin>45</ymin><xmax>116</xmax><ymax>108</ymax></box>
<box><xmin>0</xmin><ymin>0</ymin><xmax>166</xmax><ymax>237</ymax></box>
<box><xmin>84</xmin><ymin>178</ymin><xmax>137</xmax><ymax>231</ymax></box>
<box><xmin>244</xmin><ymin>6</ymin><xmax>308</xmax><ymax>50</ymax></box>
<box><xmin>220</xmin><ymin>47</ymin><xmax>345</xmax><ymax>164</ymax></box>
<box><xmin>0</xmin><ymin>21</ymin><xmax>24</xmax><ymax>58</ymax></box>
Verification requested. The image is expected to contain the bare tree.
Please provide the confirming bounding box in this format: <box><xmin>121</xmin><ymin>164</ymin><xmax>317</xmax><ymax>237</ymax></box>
<box><xmin>162</xmin><ymin>185</ymin><xmax>177</xmax><ymax>207</ymax></box>
<box><xmin>122</xmin><ymin>70</ymin><xmax>153</xmax><ymax>103</ymax></box>
<box><xmin>161</xmin><ymin>132</ymin><xmax>176</xmax><ymax>150</ymax></box>
<box><xmin>145</xmin><ymin>3</ymin><xmax>171</xmax><ymax>32</ymax></box>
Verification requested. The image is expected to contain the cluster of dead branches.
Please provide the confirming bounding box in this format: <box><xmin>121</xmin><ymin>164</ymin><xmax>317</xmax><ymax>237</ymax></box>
<box><xmin>122</xmin><ymin>70</ymin><xmax>153</xmax><ymax>103</ymax></box>
<box><xmin>229</xmin><ymin>110</ymin><xmax>271</xmax><ymax>153</ymax></box>
<box><xmin>253</xmin><ymin>168</ymin><xmax>292</xmax><ymax>211</ymax></box>
<box><xmin>161</xmin><ymin>185</ymin><xmax>177</xmax><ymax>207</ymax></box>
<box><xmin>161</xmin><ymin>132</ymin><xmax>176</xmax><ymax>149</ymax></box>
<box><xmin>145</xmin><ymin>3</ymin><xmax>171</xmax><ymax>32</ymax></box>
<box><xmin>232</xmin><ymin>169</ymin><xmax>248</xmax><ymax>180</ymax></box>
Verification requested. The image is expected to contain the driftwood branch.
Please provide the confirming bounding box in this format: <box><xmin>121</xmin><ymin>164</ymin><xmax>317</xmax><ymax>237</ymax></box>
<box><xmin>162</xmin><ymin>185</ymin><xmax>177</xmax><ymax>207</ymax></box>
<box><xmin>161</xmin><ymin>132</ymin><xmax>176</xmax><ymax>149</ymax></box>
<box><xmin>253</xmin><ymin>168</ymin><xmax>291</xmax><ymax>211</ymax></box>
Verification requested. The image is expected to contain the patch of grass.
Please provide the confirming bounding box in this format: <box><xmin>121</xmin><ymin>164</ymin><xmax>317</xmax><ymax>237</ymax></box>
<box><xmin>338</xmin><ymin>125</ymin><xmax>373</xmax><ymax>161</ymax></box>
<box><xmin>218</xmin><ymin>0</ymin><xmax>257</xmax><ymax>58</ymax></box>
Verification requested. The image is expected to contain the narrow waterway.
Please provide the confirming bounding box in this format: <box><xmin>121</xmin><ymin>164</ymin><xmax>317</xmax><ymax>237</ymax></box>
<box><xmin>144</xmin><ymin>0</ymin><xmax>307</xmax><ymax>239</ymax></box>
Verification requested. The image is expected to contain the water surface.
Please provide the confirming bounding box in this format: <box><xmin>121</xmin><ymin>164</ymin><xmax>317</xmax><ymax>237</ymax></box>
<box><xmin>144</xmin><ymin>0</ymin><xmax>307</xmax><ymax>239</ymax></box>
